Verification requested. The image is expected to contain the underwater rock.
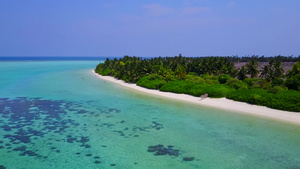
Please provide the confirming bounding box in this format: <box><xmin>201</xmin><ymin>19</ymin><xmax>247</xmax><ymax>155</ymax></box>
<box><xmin>147</xmin><ymin>144</ymin><xmax>180</xmax><ymax>157</ymax></box>
<box><xmin>151</xmin><ymin>121</ymin><xmax>164</xmax><ymax>130</ymax></box>
<box><xmin>4</xmin><ymin>134</ymin><xmax>31</xmax><ymax>144</ymax></box>
<box><xmin>76</xmin><ymin>110</ymin><xmax>88</xmax><ymax>114</ymax></box>
<box><xmin>108</xmin><ymin>108</ymin><xmax>121</xmax><ymax>113</ymax></box>
<box><xmin>183</xmin><ymin>157</ymin><xmax>195</xmax><ymax>161</ymax></box>
<box><xmin>80</xmin><ymin>136</ymin><xmax>89</xmax><ymax>143</ymax></box>
<box><xmin>13</xmin><ymin>146</ymin><xmax>26</xmax><ymax>151</ymax></box>
<box><xmin>2</xmin><ymin>125</ymin><xmax>12</xmax><ymax>131</ymax></box>
<box><xmin>94</xmin><ymin>160</ymin><xmax>101</xmax><ymax>164</ymax></box>
<box><xmin>66</xmin><ymin>137</ymin><xmax>77</xmax><ymax>143</ymax></box>
<box><xmin>0</xmin><ymin>165</ymin><xmax>6</xmax><ymax>169</ymax></box>
<box><xmin>84</xmin><ymin>144</ymin><xmax>91</xmax><ymax>148</ymax></box>
<box><xmin>19</xmin><ymin>150</ymin><xmax>39</xmax><ymax>156</ymax></box>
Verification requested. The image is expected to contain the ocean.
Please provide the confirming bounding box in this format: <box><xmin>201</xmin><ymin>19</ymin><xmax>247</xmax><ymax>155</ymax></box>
<box><xmin>0</xmin><ymin>58</ymin><xmax>299</xmax><ymax>169</ymax></box>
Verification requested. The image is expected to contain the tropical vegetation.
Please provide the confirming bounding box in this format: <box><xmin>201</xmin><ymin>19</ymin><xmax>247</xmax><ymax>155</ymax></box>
<box><xmin>95</xmin><ymin>55</ymin><xmax>300</xmax><ymax>112</ymax></box>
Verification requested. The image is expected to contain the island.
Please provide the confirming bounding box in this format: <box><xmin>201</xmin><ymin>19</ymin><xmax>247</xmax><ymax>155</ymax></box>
<box><xmin>94</xmin><ymin>55</ymin><xmax>300</xmax><ymax>123</ymax></box>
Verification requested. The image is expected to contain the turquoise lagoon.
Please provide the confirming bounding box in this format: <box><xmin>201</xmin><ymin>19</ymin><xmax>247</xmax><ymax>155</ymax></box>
<box><xmin>0</xmin><ymin>60</ymin><xmax>300</xmax><ymax>169</ymax></box>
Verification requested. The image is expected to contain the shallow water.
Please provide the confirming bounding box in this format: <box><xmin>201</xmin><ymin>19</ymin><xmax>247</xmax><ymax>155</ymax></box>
<box><xmin>0</xmin><ymin>61</ymin><xmax>300</xmax><ymax>169</ymax></box>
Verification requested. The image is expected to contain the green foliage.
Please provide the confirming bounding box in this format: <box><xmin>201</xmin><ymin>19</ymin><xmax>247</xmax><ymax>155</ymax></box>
<box><xmin>268</xmin><ymin>86</ymin><xmax>285</xmax><ymax>94</ymax></box>
<box><xmin>218</xmin><ymin>74</ymin><xmax>231</xmax><ymax>84</ymax></box>
<box><xmin>236</xmin><ymin>66</ymin><xmax>247</xmax><ymax>80</ymax></box>
<box><xmin>287</xmin><ymin>61</ymin><xmax>300</xmax><ymax>78</ymax></box>
<box><xmin>121</xmin><ymin>75</ymin><xmax>129</xmax><ymax>82</ymax></box>
<box><xmin>243</xmin><ymin>78</ymin><xmax>254</xmax><ymax>86</ymax></box>
<box><xmin>201</xmin><ymin>74</ymin><xmax>220</xmax><ymax>84</ymax></box>
<box><xmin>260</xmin><ymin>60</ymin><xmax>284</xmax><ymax>82</ymax></box>
<box><xmin>94</xmin><ymin>55</ymin><xmax>300</xmax><ymax>112</ymax></box>
<box><xmin>187</xmin><ymin>72</ymin><xmax>197</xmax><ymax>76</ymax></box>
<box><xmin>175</xmin><ymin>65</ymin><xmax>187</xmax><ymax>80</ymax></box>
<box><xmin>285</xmin><ymin>74</ymin><xmax>300</xmax><ymax>90</ymax></box>
<box><xmin>160</xmin><ymin>81</ymin><xmax>231</xmax><ymax>98</ymax></box>
<box><xmin>188</xmin><ymin>85</ymin><xmax>208</xmax><ymax>96</ymax></box>
<box><xmin>250</xmin><ymin>94</ymin><xmax>263</xmax><ymax>105</ymax></box>
<box><xmin>225</xmin><ymin>78</ymin><xmax>248</xmax><ymax>89</ymax></box>
<box><xmin>227</xmin><ymin>89</ymin><xmax>300</xmax><ymax>111</ymax></box>
<box><xmin>206</xmin><ymin>85</ymin><xmax>233</xmax><ymax>98</ymax></box>
<box><xmin>185</xmin><ymin>75</ymin><xmax>206</xmax><ymax>84</ymax></box>
<box><xmin>245</xmin><ymin>60</ymin><xmax>259</xmax><ymax>78</ymax></box>
<box><xmin>273</xmin><ymin>60</ymin><xmax>284</xmax><ymax>78</ymax></box>
<box><xmin>227</xmin><ymin>89</ymin><xmax>265</xmax><ymax>104</ymax></box>
<box><xmin>160</xmin><ymin>80</ymin><xmax>195</xmax><ymax>94</ymax></box>
<box><xmin>243</xmin><ymin>78</ymin><xmax>271</xmax><ymax>89</ymax></box>
<box><xmin>157</xmin><ymin>67</ymin><xmax>175</xmax><ymax>82</ymax></box>
<box><xmin>184</xmin><ymin>57</ymin><xmax>236</xmax><ymax>75</ymax></box>
<box><xmin>273</xmin><ymin>90</ymin><xmax>300</xmax><ymax>111</ymax></box>
<box><xmin>136</xmin><ymin>74</ymin><xmax>166</xmax><ymax>89</ymax></box>
<box><xmin>272</xmin><ymin>78</ymin><xmax>284</xmax><ymax>86</ymax></box>
<box><xmin>285</xmin><ymin>62</ymin><xmax>300</xmax><ymax>90</ymax></box>
<box><xmin>102</xmin><ymin>68</ymin><xmax>111</xmax><ymax>76</ymax></box>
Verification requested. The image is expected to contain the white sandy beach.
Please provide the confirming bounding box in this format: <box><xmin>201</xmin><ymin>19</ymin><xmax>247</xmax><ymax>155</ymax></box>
<box><xmin>92</xmin><ymin>70</ymin><xmax>300</xmax><ymax>125</ymax></box>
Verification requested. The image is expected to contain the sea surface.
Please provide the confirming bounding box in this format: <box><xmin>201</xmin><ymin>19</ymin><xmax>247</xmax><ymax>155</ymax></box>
<box><xmin>0</xmin><ymin>58</ymin><xmax>300</xmax><ymax>169</ymax></box>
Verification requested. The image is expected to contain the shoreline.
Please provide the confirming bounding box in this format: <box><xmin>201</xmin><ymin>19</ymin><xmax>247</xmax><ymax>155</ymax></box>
<box><xmin>92</xmin><ymin>70</ymin><xmax>300</xmax><ymax>125</ymax></box>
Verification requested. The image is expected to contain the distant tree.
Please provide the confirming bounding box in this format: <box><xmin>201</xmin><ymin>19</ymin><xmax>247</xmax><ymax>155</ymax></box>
<box><xmin>285</xmin><ymin>74</ymin><xmax>300</xmax><ymax>90</ymax></box>
<box><xmin>158</xmin><ymin>67</ymin><xmax>174</xmax><ymax>82</ymax></box>
<box><xmin>274</xmin><ymin>60</ymin><xmax>284</xmax><ymax>78</ymax></box>
<box><xmin>260</xmin><ymin>65</ymin><xmax>269</xmax><ymax>79</ymax></box>
<box><xmin>237</xmin><ymin>66</ymin><xmax>247</xmax><ymax>80</ymax></box>
<box><xmin>245</xmin><ymin>60</ymin><xmax>259</xmax><ymax>78</ymax></box>
<box><xmin>285</xmin><ymin>61</ymin><xmax>300</xmax><ymax>90</ymax></box>
<box><xmin>175</xmin><ymin>65</ymin><xmax>187</xmax><ymax>80</ymax></box>
<box><xmin>260</xmin><ymin>60</ymin><xmax>284</xmax><ymax>82</ymax></box>
<box><xmin>287</xmin><ymin>61</ymin><xmax>300</xmax><ymax>78</ymax></box>
<box><xmin>218</xmin><ymin>74</ymin><xmax>231</xmax><ymax>84</ymax></box>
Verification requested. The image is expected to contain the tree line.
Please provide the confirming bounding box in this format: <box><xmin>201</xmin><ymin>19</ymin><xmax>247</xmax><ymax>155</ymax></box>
<box><xmin>95</xmin><ymin>55</ymin><xmax>300</xmax><ymax>112</ymax></box>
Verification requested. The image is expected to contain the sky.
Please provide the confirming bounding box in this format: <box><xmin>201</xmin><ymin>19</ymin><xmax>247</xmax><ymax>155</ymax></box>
<box><xmin>0</xmin><ymin>0</ymin><xmax>299</xmax><ymax>57</ymax></box>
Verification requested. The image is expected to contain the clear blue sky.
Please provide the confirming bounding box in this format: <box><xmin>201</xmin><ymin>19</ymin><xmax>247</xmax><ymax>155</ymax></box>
<box><xmin>0</xmin><ymin>0</ymin><xmax>299</xmax><ymax>57</ymax></box>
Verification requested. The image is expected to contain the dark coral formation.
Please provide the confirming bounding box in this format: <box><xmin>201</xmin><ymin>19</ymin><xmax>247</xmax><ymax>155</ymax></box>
<box><xmin>147</xmin><ymin>144</ymin><xmax>195</xmax><ymax>162</ymax></box>
<box><xmin>147</xmin><ymin>144</ymin><xmax>180</xmax><ymax>157</ymax></box>
<box><xmin>0</xmin><ymin>97</ymin><xmax>180</xmax><ymax>167</ymax></box>
<box><xmin>183</xmin><ymin>157</ymin><xmax>195</xmax><ymax>161</ymax></box>
<box><xmin>0</xmin><ymin>97</ymin><xmax>107</xmax><ymax>165</ymax></box>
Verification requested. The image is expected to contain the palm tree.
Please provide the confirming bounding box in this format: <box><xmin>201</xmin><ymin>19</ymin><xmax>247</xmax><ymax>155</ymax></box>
<box><xmin>245</xmin><ymin>60</ymin><xmax>259</xmax><ymax>78</ymax></box>
<box><xmin>260</xmin><ymin>65</ymin><xmax>269</xmax><ymax>79</ymax></box>
<box><xmin>175</xmin><ymin>65</ymin><xmax>186</xmax><ymax>80</ymax></box>
<box><xmin>259</xmin><ymin>60</ymin><xmax>284</xmax><ymax>82</ymax></box>
<box><xmin>274</xmin><ymin>60</ymin><xmax>284</xmax><ymax>78</ymax></box>
<box><xmin>237</xmin><ymin>66</ymin><xmax>247</xmax><ymax>80</ymax></box>
<box><xmin>287</xmin><ymin>61</ymin><xmax>300</xmax><ymax>78</ymax></box>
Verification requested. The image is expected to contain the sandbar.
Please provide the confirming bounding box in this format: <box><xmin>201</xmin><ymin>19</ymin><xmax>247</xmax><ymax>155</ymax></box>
<box><xmin>92</xmin><ymin>70</ymin><xmax>300</xmax><ymax>125</ymax></box>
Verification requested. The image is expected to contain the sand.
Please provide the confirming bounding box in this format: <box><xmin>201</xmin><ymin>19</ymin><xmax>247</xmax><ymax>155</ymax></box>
<box><xmin>92</xmin><ymin>70</ymin><xmax>300</xmax><ymax>125</ymax></box>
